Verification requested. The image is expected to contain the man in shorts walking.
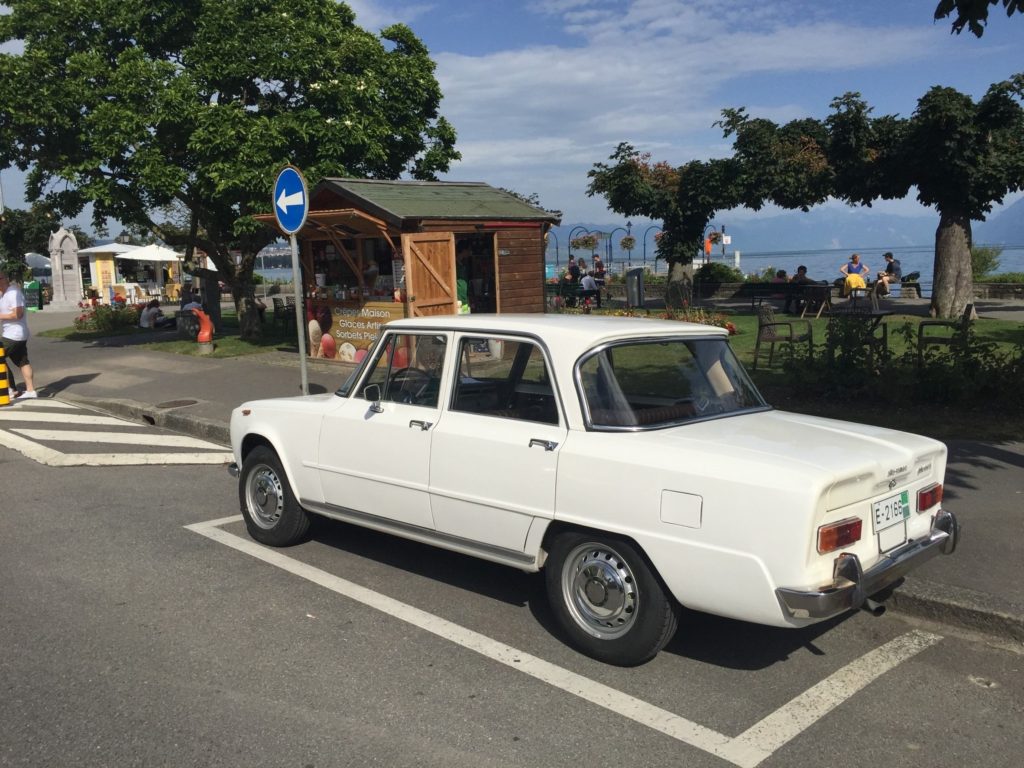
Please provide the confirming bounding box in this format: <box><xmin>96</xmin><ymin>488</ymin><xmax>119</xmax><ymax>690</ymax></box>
<box><xmin>0</xmin><ymin>269</ymin><xmax>38</xmax><ymax>400</ymax></box>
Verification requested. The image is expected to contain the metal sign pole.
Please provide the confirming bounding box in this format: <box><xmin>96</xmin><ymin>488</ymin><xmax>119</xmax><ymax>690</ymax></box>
<box><xmin>290</xmin><ymin>233</ymin><xmax>309</xmax><ymax>395</ymax></box>
<box><xmin>273</xmin><ymin>165</ymin><xmax>311</xmax><ymax>396</ymax></box>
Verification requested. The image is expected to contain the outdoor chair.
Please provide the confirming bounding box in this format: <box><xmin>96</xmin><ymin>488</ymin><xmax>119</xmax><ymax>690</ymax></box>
<box><xmin>800</xmin><ymin>283</ymin><xmax>833</xmax><ymax>319</ymax></box>
<box><xmin>271</xmin><ymin>296</ymin><xmax>295</xmax><ymax>331</ymax></box>
<box><xmin>753</xmin><ymin>304</ymin><xmax>813</xmax><ymax>370</ymax></box>
<box><xmin>917</xmin><ymin>303</ymin><xmax>974</xmax><ymax>367</ymax></box>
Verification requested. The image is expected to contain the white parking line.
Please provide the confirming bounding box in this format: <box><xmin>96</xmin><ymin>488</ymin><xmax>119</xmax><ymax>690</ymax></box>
<box><xmin>187</xmin><ymin>515</ymin><xmax>942</xmax><ymax>767</ymax></box>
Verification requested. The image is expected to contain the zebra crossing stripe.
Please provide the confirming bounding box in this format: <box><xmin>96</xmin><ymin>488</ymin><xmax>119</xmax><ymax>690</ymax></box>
<box><xmin>12</xmin><ymin>428</ymin><xmax>226</xmax><ymax>450</ymax></box>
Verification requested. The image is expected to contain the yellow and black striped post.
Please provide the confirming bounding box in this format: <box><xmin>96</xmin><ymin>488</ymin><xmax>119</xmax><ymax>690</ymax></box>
<box><xmin>0</xmin><ymin>345</ymin><xmax>10</xmax><ymax>407</ymax></box>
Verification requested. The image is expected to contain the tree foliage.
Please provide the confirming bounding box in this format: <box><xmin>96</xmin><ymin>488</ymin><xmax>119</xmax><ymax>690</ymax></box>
<box><xmin>0</xmin><ymin>0</ymin><xmax>459</xmax><ymax>338</ymax></box>
<box><xmin>588</xmin><ymin>76</ymin><xmax>1024</xmax><ymax>318</ymax></box>
<box><xmin>935</xmin><ymin>0</ymin><xmax>1024</xmax><ymax>36</ymax></box>
<box><xmin>0</xmin><ymin>206</ymin><xmax>92</xmax><ymax>262</ymax></box>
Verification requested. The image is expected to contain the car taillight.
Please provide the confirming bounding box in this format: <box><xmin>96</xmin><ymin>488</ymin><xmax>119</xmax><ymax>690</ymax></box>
<box><xmin>918</xmin><ymin>483</ymin><xmax>943</xmax><ymax>512</ymax></box>
<box><xmin>817</xmin><ymin>517</ymin><xmax>863</xmax><ymax>554</ymax></box>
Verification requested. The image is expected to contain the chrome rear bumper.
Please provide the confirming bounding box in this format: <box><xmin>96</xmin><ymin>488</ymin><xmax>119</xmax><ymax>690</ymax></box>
<box><xmin>776</xmin><ymin>508</ymin><xmax>959</xmax><ymax>620</ymax></box>
<box><xmin>227</xmin><ymin>462</ymin><xmax>239</xmax><ymax>478</ymax></box>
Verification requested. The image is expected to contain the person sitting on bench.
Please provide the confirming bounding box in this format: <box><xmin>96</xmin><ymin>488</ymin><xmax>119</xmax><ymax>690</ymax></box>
<box><xmin>876</xmin><ymin>251</ymin><xmax>902</xmax><ymax>295</ymax></box>
<box><xmin>579</xmin><ymin>270</ymin><xmax>601</xmax><ymax>308</ymax></box>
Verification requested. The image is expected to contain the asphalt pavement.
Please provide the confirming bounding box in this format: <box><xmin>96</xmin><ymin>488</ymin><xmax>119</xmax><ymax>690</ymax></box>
<box><xmin>7</xmin><ymin>304</ymin><xmax>1023</xmax><ymax>645</ymax></box>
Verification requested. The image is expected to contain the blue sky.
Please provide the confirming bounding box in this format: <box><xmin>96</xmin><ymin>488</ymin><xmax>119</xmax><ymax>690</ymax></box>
<box><xmin>351</xmin><ymin>0</ymin><xmax>1023</xmax><ymax>226</ymax></box>
<box><xmin>2</xmin><ymin>0</ymin><xmax>1022</xmax><ymax>233</ymax></box>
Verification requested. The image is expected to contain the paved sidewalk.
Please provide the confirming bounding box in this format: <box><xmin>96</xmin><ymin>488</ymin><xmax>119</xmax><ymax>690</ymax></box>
<box><xmin>8</xmin><ymin>307</ymin><xmax>1024</xmax><ymax>645</ymax></box>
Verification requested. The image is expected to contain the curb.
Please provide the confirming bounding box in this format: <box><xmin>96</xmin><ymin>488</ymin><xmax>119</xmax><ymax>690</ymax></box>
<box><xmin>888</xmin><ymin>578</ymin><xmax>1024</xmax><ymax>643</ymax></box>
<box><xmin>62</xmin><ymin>394</ymin><xmax>231</xmax><ymax>446</ymax></box>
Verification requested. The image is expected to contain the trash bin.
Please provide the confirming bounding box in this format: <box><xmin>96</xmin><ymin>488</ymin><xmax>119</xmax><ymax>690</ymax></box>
<box><xmin>24</xmin><ymin>280</ymin><xmax>42</xmax><ymax>311</ymax></box>
<box><xmin>625</xmin><ymin>268</ymin><xmax>645</xmax><ymax>308</ymax></box>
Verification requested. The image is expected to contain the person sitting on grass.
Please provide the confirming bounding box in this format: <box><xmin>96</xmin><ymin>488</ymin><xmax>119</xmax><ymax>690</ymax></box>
<box><xmin>139</xmin><ymin>299</ymin><xmax>175</xmax><ymax>329</ymax></box>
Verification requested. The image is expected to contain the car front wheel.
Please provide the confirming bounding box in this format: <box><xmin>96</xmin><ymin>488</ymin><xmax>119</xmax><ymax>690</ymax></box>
<box><xmin>239</xmin><ymin>445</ymin><xmax>310</xmax><ymax>546</ymax></box>
<box><xmin>545</xmin><ymin>532</ymin><xmax>679</xmax><ymax>666</ymax></box>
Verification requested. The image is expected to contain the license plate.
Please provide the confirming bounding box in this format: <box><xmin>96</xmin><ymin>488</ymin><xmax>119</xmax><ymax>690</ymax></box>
<box><xmin>873</xmin><ymin>490</ymin><xmax>910</xmax><ymax>532</ymax></box>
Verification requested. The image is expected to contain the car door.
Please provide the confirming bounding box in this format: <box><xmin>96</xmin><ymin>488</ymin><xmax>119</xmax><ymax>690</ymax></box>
<box><xmin>429</xmin><ymin>335</ymin><xmax>566</xmax><ymax>552</ymax></box>
<box><xmin>316</xmin><ymin>331</ymin><xmax>449</xmax><ymax>531</ymax></box>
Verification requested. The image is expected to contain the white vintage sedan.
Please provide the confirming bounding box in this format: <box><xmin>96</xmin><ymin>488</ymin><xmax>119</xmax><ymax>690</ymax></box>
<box><xmin>229</xmin><ymin>314</ymin><xmax>958</xmax><ymax>666</ymax></box>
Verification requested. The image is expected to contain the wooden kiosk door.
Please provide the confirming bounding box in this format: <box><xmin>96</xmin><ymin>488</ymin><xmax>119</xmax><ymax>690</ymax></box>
<box><xmin>402</xmin><ymin>232</ymin><xmax>457</xmax><ymax>317</ymax></box>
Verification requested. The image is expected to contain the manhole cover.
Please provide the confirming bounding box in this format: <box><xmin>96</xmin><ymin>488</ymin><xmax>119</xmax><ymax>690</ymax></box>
<box><xmin>155</xmin><ymin>399</ymin><xmax>199</xmax><ymax>409</ymax></box>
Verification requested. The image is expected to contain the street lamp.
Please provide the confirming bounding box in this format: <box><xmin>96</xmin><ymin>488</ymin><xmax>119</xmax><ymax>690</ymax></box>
<box><xmin>546</xmin><ymin>229</ymin><xmax>560</xmax><ymax>267</ymax></box>
<box><xmin>567</xmin><ymin>226</ymin><xmax>588</xmax><ymax>259</ymax></box>
<box><xmin>605</xmin><ymin>226</ymin><xmax>628</xmax><ymax>268</ymax></box>
<box><xmin>257</xmin><ymin>248</ymin><xmax>268</xmax><ymax>298</ymax></box>
<box><xmin>701</xmin><ymin>223</ymin><xmax>724</xmax><ymax>264</ymax></box>
<box><xmin>643</xmin><ymin>225</ymin><xmax>663</xmax><ymax>270</ymax></box>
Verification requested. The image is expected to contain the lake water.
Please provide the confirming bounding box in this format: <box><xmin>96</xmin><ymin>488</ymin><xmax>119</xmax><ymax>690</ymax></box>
<box><xmin>546</xmin><ymin>244</ymin><xmax>1024</xmax><ymax>295</ymax></box>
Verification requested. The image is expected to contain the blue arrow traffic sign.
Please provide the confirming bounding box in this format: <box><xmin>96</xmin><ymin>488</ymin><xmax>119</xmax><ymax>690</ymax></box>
<box><xmin>273</xmin><ymin>166</ymin><xmax>309</xmax><ymax>235</ymax></box>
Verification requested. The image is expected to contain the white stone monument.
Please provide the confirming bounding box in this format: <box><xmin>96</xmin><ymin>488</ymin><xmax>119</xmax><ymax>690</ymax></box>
<box><xmin>47</xmin><ymin>226</ymin><xmax>84</xmax><ymax>309</ymax></box>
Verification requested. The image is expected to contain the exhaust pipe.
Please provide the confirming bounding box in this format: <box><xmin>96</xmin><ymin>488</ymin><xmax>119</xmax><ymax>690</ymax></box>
<box><xmin>862</xmin><ymin>597</ymin><xmax>886</xmax><ymax>616</ymax></box>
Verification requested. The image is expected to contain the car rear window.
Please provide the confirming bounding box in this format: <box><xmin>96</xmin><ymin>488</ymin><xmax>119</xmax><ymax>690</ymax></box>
<box><xmin>578</xmin><ymin>338</ymin><xmax>766</xmax><ymax>429</ymax></box>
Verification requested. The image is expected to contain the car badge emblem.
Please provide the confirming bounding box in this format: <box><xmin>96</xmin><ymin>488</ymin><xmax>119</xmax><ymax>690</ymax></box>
<box><xmin>889</xmin><ymin>478</ymin><xmax>898</xmax><ymax>490</ymax></box>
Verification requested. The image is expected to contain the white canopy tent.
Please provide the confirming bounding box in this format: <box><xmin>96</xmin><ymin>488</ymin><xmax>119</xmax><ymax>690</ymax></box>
<box><xmin>123</xmin><ymin>243</ymin><xmax>184</xmax><ymax>263</ymax></box>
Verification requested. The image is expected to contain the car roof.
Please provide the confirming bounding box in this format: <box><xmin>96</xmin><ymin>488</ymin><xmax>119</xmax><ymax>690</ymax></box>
<box><xmin>386</xmin><ymin>313</ymin><xmax>728</xmax><ymax>355</ymax></box>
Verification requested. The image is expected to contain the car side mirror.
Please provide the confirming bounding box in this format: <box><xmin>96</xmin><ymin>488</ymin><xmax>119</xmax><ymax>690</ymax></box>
<box><xmin>363</xmin><ymin>384</ymin><xmax>384</xmax><ymax>413</ymax></box>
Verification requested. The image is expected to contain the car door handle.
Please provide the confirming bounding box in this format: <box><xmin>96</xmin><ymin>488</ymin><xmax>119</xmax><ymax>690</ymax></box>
<box><xmin>529</xmin><ymin>438</ymin><xmax>558</xmax><ymax>451</ymax></box>
<box><xmin>409</xmin><ymin>420</ymin><xmax>433</xmax><ymax>431</ymax></box>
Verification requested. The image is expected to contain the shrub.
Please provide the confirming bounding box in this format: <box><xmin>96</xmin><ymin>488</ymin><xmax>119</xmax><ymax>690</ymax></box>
<box><xmin>694</xmin><ymin>262</ymin><xmax>745</xmax><ymax>283</ymax></box>
<box><xmin>73</xmin><ymin>301</ymin><xmax>141</xmax><ymax>332</ymax></box>
<box><xmin>971</xmin><ymin>245</ymin><xmax>1002</xmax><ymax>278</ymax></box>
<box><xmin>980</xmin><ymin>272</ymin><xmax>1024</xmax><ymax>283</ymax></box>
<box><xmin>780</xmin><ymin>320</ymin><xmax>1024</xmax><ymax>414</ymax></box>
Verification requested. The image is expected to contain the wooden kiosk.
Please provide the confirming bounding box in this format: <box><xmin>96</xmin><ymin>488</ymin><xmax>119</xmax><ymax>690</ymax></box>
<box><xmin>258</xmin><ymin>178</ymin><xmax>560</xmax><ymax>362</ymax></box>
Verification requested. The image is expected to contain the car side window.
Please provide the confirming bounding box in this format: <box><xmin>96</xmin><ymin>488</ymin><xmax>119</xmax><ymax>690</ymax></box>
<box><xmin>452</xmin><ymin>337</ymin><xmax>558</xmax><ymax>424</ymax></box>
<box><xmin>359</xmin><ymin>333</ymin><xmax>446</xmax><ymax>407</ymax></box>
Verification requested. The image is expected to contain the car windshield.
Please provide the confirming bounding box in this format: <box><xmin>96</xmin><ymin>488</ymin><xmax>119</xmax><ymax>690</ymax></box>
<box><xmin>578</xmin><ymin>338</ymin><xmax>768</xmax><ymax>429</ymax></box>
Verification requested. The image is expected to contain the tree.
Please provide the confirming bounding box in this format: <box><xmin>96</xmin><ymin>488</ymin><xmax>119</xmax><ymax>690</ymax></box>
<box><xmin>0</xmin><ymin>205</ymin><xmax>93</xmax><ymax>262</ymax></box>
<box><xmin>587</xmin><ymin>145</ymin><xmax>699</xmax><ymax>304</ymax></box>
<box><xmin>588</xmin><ymin>76</ymin><xmax>1024</xmax><ymax>318</ymax></box>
<box><xmin>0</xmin><ymin>0</ymin><xmax>459</xmax><ymax>339</ymax></box>
<box><xmin>935</xmin><ymin>0</ymin><xmax>1024</xmax><ymax>36</ymax></box>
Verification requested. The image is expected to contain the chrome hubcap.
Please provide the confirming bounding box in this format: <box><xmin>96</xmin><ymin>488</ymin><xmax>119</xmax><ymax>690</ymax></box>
<box><xmin>247</xmin><ymin>465</ymin><xmax>284</xmax><ymax>529</ymax></box>
<box><xmin>561</xmin><ymin>543</ymin><xmax>638</xmax><ymax>639</ymax></box>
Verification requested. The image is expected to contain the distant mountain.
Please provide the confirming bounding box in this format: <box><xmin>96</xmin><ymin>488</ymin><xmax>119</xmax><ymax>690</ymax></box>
<box><xmin>554</xmin><ymin>201</ymin><xmax>1020</xmax><ymax>261</ymax></box>
<box><xmin>976</xmin><ymin>197</ymin><xmax>1024</xmax><ymax>245</ymax></box>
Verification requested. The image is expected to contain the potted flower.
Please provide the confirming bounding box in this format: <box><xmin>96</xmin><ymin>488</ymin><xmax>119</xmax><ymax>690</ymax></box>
<box><xmin>570</xmin><ymin>234</ymin><xmax>599</xmax><ymax>252</ymax></box>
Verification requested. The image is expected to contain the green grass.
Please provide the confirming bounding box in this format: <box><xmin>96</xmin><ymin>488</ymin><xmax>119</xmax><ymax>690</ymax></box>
<box><xmin>39</xmin><ymin>312</ymin><xmax>300</xmax><ymax>358</ymax></box>
<box><xmin>38</xmin><ymin>307</ymin><xmax>1024</xmax><ymax>440</ymax></box>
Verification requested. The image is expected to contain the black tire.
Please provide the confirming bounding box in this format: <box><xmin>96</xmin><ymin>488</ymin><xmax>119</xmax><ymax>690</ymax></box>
<box><xmin>545</xmin><ymin>532</ymin><xmax>678</xmax><ymax>666</ymax></box>
<box><xmin>238</xmin><ymin>445</ymin><xmax>310</xmax><ymax>546</ymax></box>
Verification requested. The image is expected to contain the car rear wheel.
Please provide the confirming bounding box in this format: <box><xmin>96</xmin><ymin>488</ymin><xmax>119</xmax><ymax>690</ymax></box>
<box><xmin>239</xmin><ymin>445</ymin><xmax>310</xmax><ymax>546</ymax></box>
<box><xmin>545</xmin><ymin>532</ymin><xmax>678</xmax><ymax>666</ymax></box>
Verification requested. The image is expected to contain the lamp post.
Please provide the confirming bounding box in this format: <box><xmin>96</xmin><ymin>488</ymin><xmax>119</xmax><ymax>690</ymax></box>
<box><xmin>701</xmin><ymin>223</ymin><xmax>723</xmax><ymax>264</ymax></box>
<box><xmin>567</xmin><ymin>226</ymin><xmax>588</xmax><ymax>259</ymax></box>
<box><xmin>643</xmin><ymin>225</ymin><xmax>663</xmax><ymax>271</ymax></box>
<box><xmin>257</xmin><ymin>249</ymin><xmax>268</xmax><ymax>298</ymax></box>
<box><xmin>546</xmin><ymin>229</ymin><xmax>560</xmax><ymax>268</ymax></box>
<box><xmin>605</xmin><ymin>226</ymin><xmax>628</xmax><ymax>269</ymax></box>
